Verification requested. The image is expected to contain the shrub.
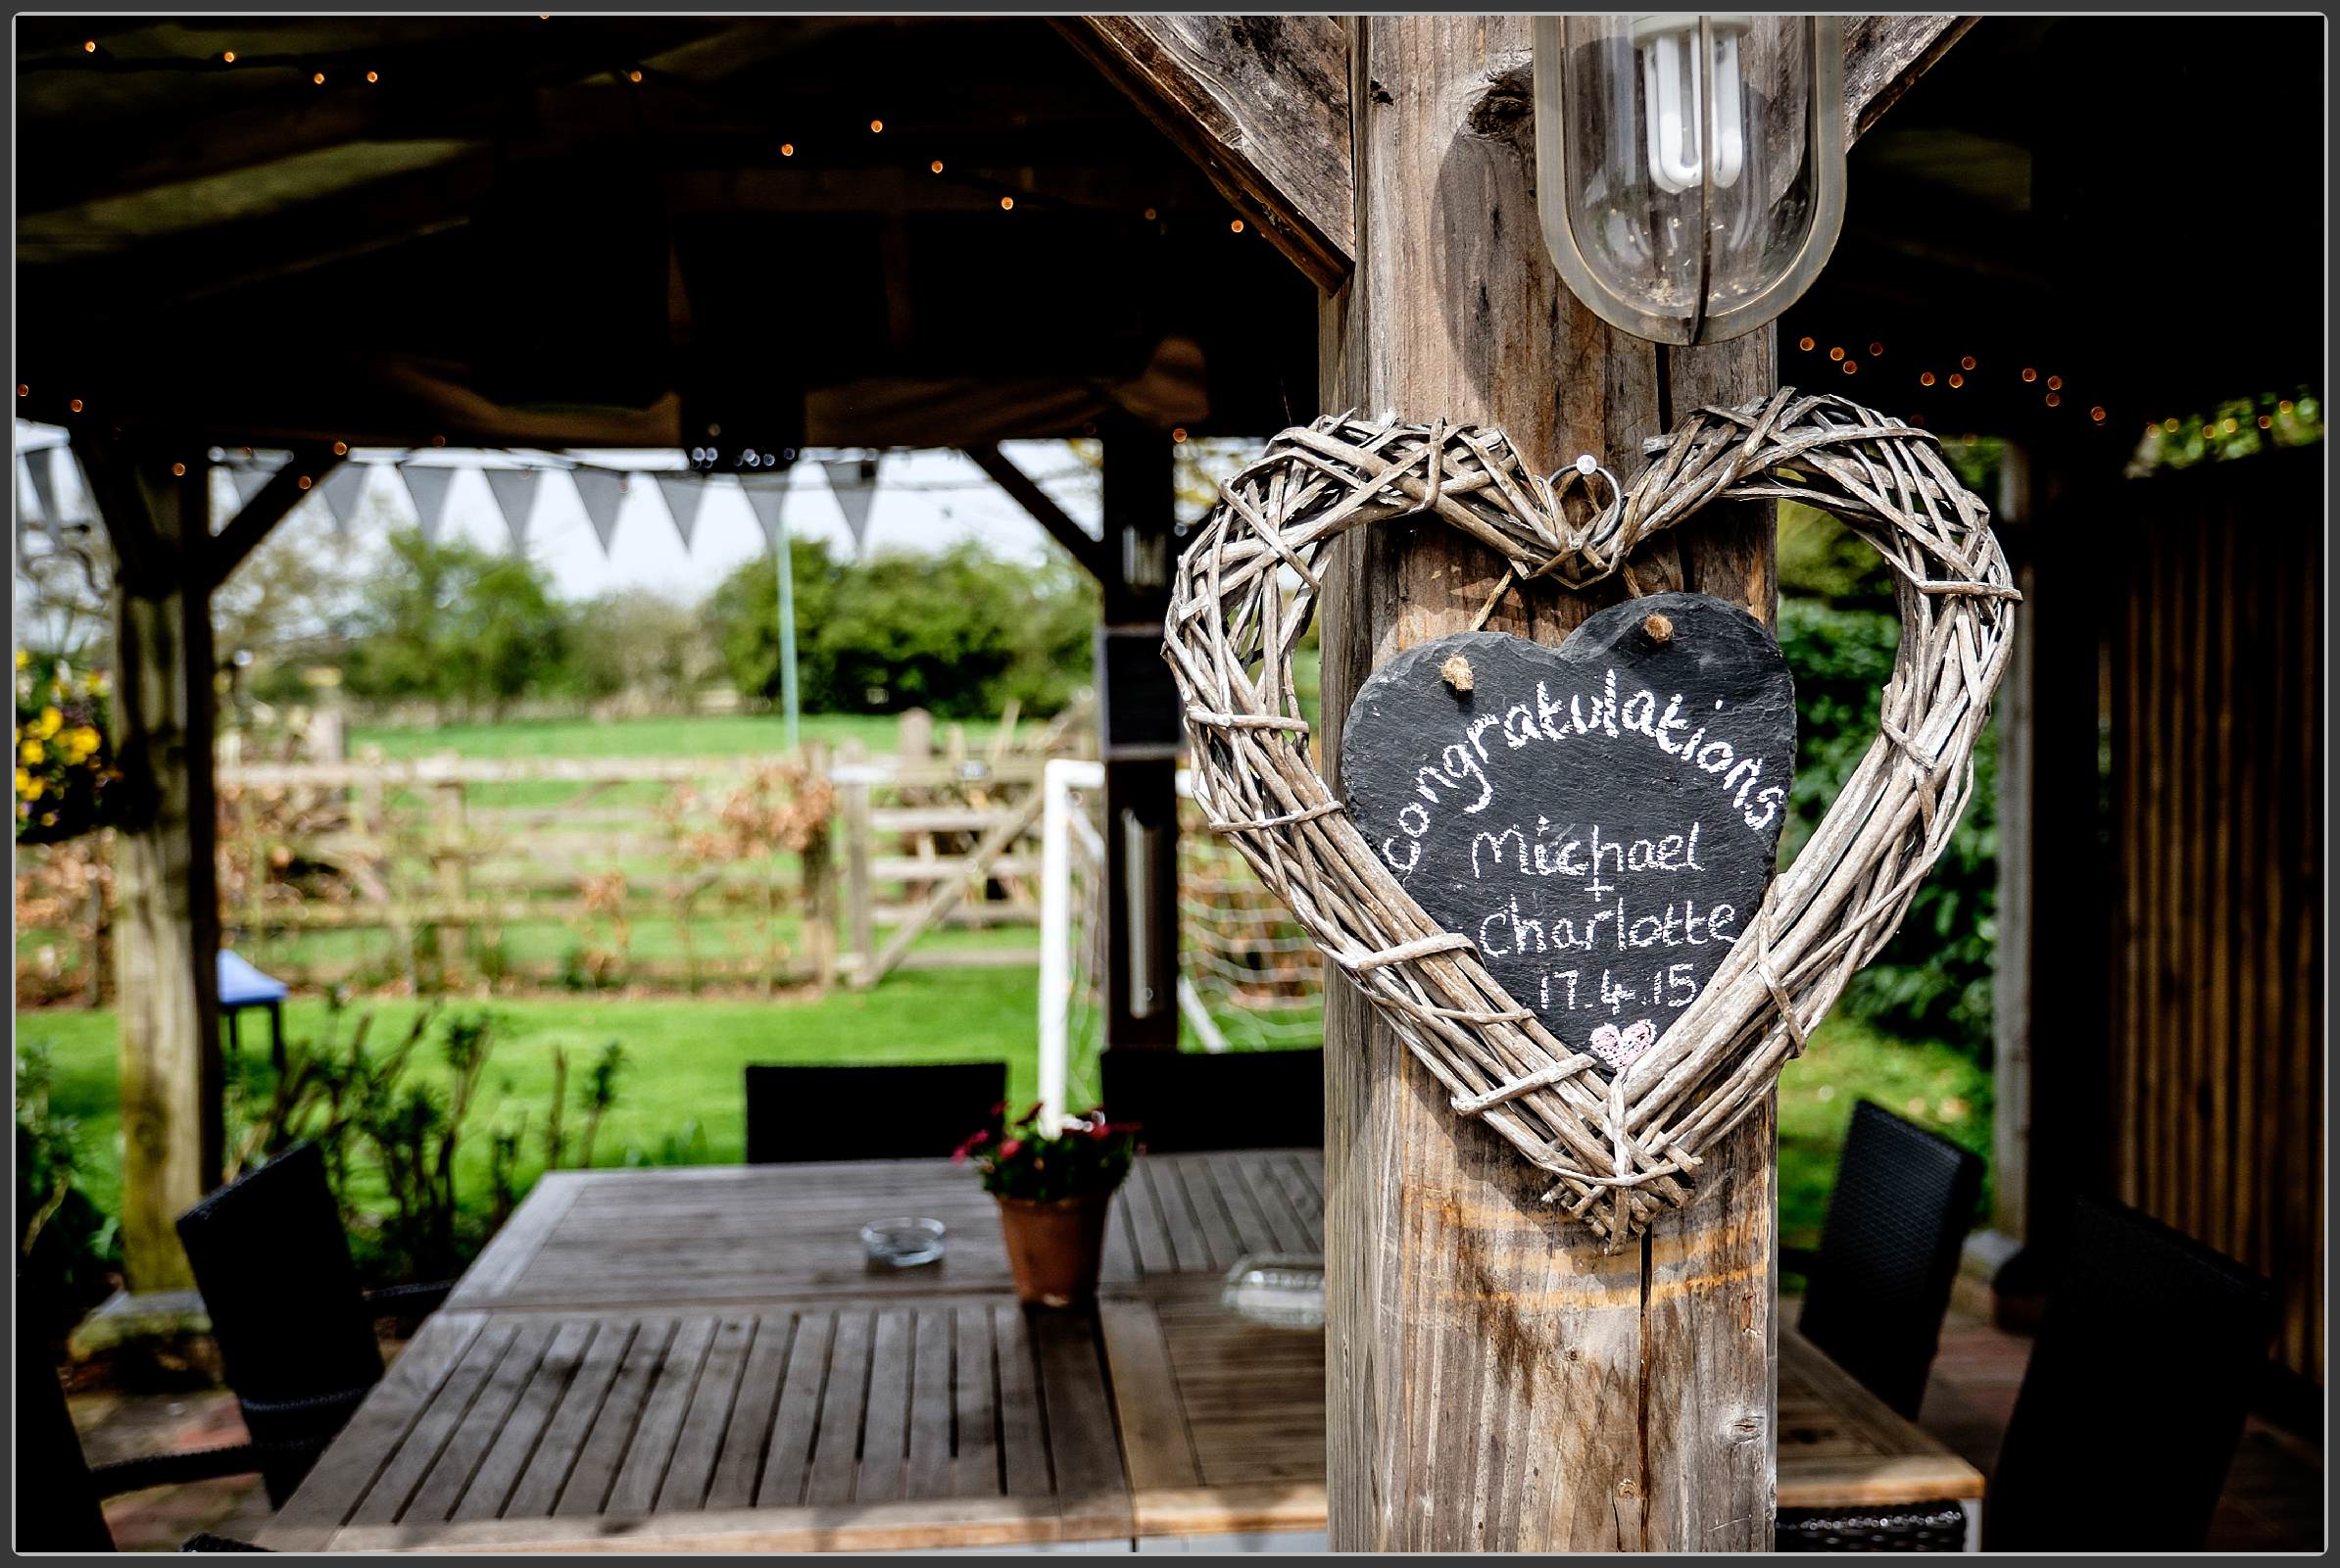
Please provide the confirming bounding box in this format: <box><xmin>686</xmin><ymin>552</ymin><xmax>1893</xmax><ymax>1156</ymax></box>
<box><xmin>16</xmin><ymin>1040</ymin><xmax>120</xmax><ymax>1327</ymax></box>
<box><xmin>955</xmin><ymin>1103</ymin><xmax>1139</xmax><ymax>1201</ymax></box>
<box><xmin>341</xmin><ymin>531</ymin><xmax>574</xmax><ymax>717</ymax></box>
<box><xmin>1778</xmin><ymin>501</ymin><xmax>1999</xmax><ymax>1059</ymax></box>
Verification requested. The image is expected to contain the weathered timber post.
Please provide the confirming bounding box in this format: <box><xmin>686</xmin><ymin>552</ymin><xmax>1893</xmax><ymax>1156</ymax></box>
<box><xmin>801</xmin><ymin>740</ymin><xmax>839</xmax><ymax>988</ymax></box>
<box><xmin>1096</xmin><ymin>413</ymin><xmax>1181</xmax><ymax>1054</ymax></box>
<box><xmin>839</xmin><ymin>737</ymin><xmax>877</xmax><ymax>981</ymax></box>
<box><xmin>84</xmin><ymin>443</ymin><xmax>224</xmax><ymax>1291</ymax></box>
<box><xmin>1318</xmin><ymin>16</ymin><xmax>1778</xmax><ymax>1550</ymax></box>
<box><xmin>432</xmin><ymin>774</ymin><xmax>468</xmax><ymax>979</ymax></box>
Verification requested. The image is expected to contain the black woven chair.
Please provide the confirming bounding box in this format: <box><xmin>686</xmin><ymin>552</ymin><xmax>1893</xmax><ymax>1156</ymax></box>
<box><xmin>1982</xmin><ymin>1194</ymin><xmax>2274</xmax><ymax>1551</ymax></box>
<box><xmin>174</xmin><ymin>1141</ymin><xmax>454</xmax><ymax>1508</ymax></box>
<box><xmin>1098</xmin><ymin>1047</ymin><xmax>1324</xmax><ymax>1152</ymax></box>
<box><xmin>19</xmin><ymin>1290</ymin><xmax>269</xmax><ymax>1552</ymax></box>
<box><xmin>744</xmin><ymin>1060</ymin><xmax>1008</xmax><ymax>1163</ymax></box>
<box><xmin>1791</xmin><ymin>1099</ymin><xmax>1984</xmax><ymax>1420</ymax></box>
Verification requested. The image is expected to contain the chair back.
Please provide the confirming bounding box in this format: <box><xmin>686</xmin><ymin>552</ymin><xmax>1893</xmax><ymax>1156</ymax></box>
<box><xmin>1099</xmin><ymin>1048</ymin><xmax>1323</xmax><ymax>1153</ymax></box>
<box><xmin>1983</xmin><ymin>1194</ymin><xmax>2275</xmax><ymax>1551</ymax></box>
<box><xmin>176</xmin><ymin>1139</ymin><xmax>384</xmax><ymax>1505</ymax></box>
<box><xmin>1795</xmin><ymin>1099</ymin><xmax>1984</xmax><ymax>1418</ymax></box>
<box><xmin>744</xmin><ymin>1061</ymin><xmax>1007</xmax><ymax>1163</ymax></box>
<box><xmin>19</xmin><ymin>1283</ymin><xmax>115</xmax><ymax>1550</ymax></box>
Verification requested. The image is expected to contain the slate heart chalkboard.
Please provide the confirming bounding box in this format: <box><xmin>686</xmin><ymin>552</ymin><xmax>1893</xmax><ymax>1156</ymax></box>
<box><xmin>1340</xmin><ymin>591</ymin><xmax>1795</xmax><ymax>1078</ymax></box>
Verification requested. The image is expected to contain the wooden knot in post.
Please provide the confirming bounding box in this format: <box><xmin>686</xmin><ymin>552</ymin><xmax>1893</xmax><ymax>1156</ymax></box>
<box><xmin>1439</xmin><ymin>654</ymin><xmax>1474</xmax><ymax>693</ymax></box>
<box><xmin>1641</xmin><ymin>612</ymin><xmax>1675</xmax><ymax>646</ymax></box>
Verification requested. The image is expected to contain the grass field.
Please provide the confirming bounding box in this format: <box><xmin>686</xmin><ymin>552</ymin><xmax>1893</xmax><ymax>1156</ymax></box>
<box><xmin>348</xmin><ymin>710</ymin><xmax>920</xmax><ymax>762</ymax></box>
<box><xmin>18</xmin><ymin>975</ymin><xmax>1988</xmax><ymax>1257</ymax></box>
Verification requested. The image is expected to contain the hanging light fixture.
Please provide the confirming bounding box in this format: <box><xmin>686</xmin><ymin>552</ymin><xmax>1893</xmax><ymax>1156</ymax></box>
<box><xmin>1533</xmin><ymin>15</ymin><xmax>1846</xmax><ymax>344</ymax></box>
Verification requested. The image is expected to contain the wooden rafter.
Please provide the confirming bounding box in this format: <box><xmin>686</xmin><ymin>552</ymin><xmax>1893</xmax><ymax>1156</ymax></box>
<box><xmin>1843</xmin><ymin>16</ymin><xmax>1978</xmax><ymax>144</ymax></box>
<box><xmin>962</xmin><ymin>443</ymin><xmax>1107</xmax><ymax>582</ymax></box>
<box><xmin>207</xmin><ymin>446</ymin><xmax>341</xmax><ymax>589</ymax></box>
<box><xmin>1056</xmin><ymin>16</ymin><xmax>1354</xmax><ymax>292</ymax></box>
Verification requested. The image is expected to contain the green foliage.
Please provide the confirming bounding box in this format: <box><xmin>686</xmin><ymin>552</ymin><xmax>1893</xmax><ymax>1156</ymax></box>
<box><xmin>223</xmin><ymin>1002</ymin><xmax>627</xmax><ymax>1282</ymax></box>
<box><xmin>1778</xmin><ymin>502</ymin><xmax>1999</xmax><ymax>1059</ymax></box>
<box><xmin>958</xmin><ymin>1103</ymin><xmax>1140</xmax><ymax>1202</ymax></box>
<box><xmin>16</xmin><ymin>1040</ymin><xmax>120</xmax><ymax>1325</ymax></box>
<box><xmin>711</xmin><ymin>540</ymin><xmax>1096</xmax><ymax>718</ymax></box>
<box><xmin>342</xmin><ymin>531</ymin><xmax>575</xmax><ymax>716</ymax></box>
<box><xmin>2129</xmin><ymin>388</ymin><xmax>2322</xmax><ymax>475</ymax></box>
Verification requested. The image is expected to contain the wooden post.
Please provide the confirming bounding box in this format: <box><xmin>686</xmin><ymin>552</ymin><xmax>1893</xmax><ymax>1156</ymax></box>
<box><xmin>801</xmin><ymin>741</ymin><xmax>838</xmax><ymax>989</ymax></box>
<box><xmin>86</xmin><ymin>441</ymin><xmax>223</xmax><ymax>1292</ymax></box>
<box><xmin>840</xmin><ymin>737</ymin><xmax>877</xmax><ymax>982</ymax></box>
<box><xmin>1097</xmin><ymin>414</ymin><xmax>1180</xmax><ymax>1054</ymax></box>
<box><xmin>433</xmin><ymin>775</ymin><xmax>467</xmax><ymax>980</ymax></box>
<box><xmin>1318</xmin><ymin>17</ymin><xmax>1776</xmax><ymax>1550</ymax></box>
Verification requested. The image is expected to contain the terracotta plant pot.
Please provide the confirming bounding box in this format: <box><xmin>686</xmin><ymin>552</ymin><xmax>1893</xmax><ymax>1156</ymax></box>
<box><xmin>995</xmin><ymin>1191</ymin><xmax>1114</xmax><ymax>1308</ymax></box>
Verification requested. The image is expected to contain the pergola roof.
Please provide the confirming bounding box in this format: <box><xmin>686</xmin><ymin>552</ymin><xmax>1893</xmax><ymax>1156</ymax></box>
<box><xmin>1788</xmin><ymin>17</ymin><xmax>2322</xmax><ymax>439</ymax></box>
<box><xmin>17</xmin><ymin>16</ymin><xmax>1318</xmax><ymax>451</ymax></box>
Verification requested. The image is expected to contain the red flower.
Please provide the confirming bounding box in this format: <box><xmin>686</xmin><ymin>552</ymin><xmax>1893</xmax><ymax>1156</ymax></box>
<box><xmin>997</xmin><ymin>1139</ymin><xmax>1024</xmax><ymax>1161</ymax></box>
<box><xmin>950</xmin><ymin>1128</ymin><xmax>992</xmax><ymax>1163</ymax></box>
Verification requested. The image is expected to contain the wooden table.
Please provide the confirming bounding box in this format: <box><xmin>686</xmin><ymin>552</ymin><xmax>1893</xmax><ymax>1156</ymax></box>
<box><xmin>262</xmin><ymin>1152</ymin><xmax>1981</xmax><ymax>1552</ymax></box>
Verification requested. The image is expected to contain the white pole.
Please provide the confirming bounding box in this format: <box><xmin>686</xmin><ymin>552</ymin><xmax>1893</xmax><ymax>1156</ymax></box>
<box><xmin>1038</xmin><ymin>759</ymin><xmax>1103</xmax><ymax>1136</ymax></box>
<box><xmin>775</xmin><ymin>509</ymin><xmax>801</xmax><ymax>754</ymax></box>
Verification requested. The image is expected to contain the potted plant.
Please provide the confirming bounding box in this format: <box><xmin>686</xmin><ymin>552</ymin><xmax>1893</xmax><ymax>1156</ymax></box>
<box><xmin>957</xmin><ymin>1102</ymin><xmax>1139</xmax><ymax>1308</ymax></box>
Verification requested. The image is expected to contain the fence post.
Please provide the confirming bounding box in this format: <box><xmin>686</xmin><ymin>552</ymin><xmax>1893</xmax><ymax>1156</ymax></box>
<box><xmin>432</xmin><ymin>774</ymin><xmax>467</xmax><ymax>981</ymax></box>
<box><xmin>802</xmin><ymin>742</ymin><xmax>838</xmax><ymax>989</ymax></box>
<box><xmin>840</xmin><ymin>737</ymin><xmax>876</xmax><ymax>984</ymax></box>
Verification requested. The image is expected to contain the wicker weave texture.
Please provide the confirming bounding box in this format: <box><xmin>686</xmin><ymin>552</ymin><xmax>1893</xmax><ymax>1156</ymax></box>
<box><xmin>1162</xmin><ymin>390</ymin><xmax>2017</xmax><ymax>1244</ymax></box>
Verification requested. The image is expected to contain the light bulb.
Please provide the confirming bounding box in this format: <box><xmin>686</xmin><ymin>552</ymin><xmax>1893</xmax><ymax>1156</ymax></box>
<box><xmin>1635</xmin><ymin>15</ymin><xmax>1746</xmax><ymax>196</ymax></box>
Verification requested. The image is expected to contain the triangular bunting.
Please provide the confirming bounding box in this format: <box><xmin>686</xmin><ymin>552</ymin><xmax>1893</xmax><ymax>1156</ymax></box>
<box><xmin>317</xmin><ymin>465</ymin><xmax>369</xmax><ymax>536</ymax></box>
<box><xmin>822</xmin><ymin>455</ymin><xmax>880</xmax><ymax>556</ymax></box>
<box><xmin>571</xmin><ymin>466</ymin><xmax>627</xmax><ymax>552</ymax></box>
<box><xmin>740</xmin><ymin>470</ymin><xmax>789</xmax><ymax>551</ymax></box>
<box><xmin>227</xmin><ymin>464</ymin><xmax>277</xmax><ymax>509</ymax></box>
<box><xmin>483</xmin><ymin>466</ymin><xmax>542</xmax><ymax>552</ymax></box>
<box><xmin>399</xmin><ymin>465</ymin><xmax>458</xmax><ymax>544</ymax></box>
<box><xmin>654</xmin><ymin>472</ymin><xmax>707</xmax><ymax>551</ymax></box>
<box><xmin>25</xmin><ymin>448</ymin><xmax>63</xmax><ymax>536</ymax></box>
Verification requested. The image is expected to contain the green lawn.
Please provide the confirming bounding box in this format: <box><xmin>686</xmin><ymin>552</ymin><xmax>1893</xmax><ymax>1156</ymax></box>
<box><xmin>18</xmin><ymin>979</ymin><xmax>1987</xmax><ymax>1258</ymax></box>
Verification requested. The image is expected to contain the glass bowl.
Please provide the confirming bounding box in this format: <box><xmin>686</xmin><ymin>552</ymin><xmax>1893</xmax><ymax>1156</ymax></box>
<box><xmin>1220</xmin><ymin>1252</ymin><xmax>1327</xmax><ymax>1329</ymax></box>
<box><xmin>860</xmin><ymin>1216</ymin><xmax>948</xmax><ymax>1269</ymax></box>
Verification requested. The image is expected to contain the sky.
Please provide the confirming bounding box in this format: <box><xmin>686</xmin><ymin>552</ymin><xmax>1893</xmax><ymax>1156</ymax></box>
<box><xmin>13</xmin><ymin>422</ymin><xmax>1106</xmax><ymax>605</ymax></box>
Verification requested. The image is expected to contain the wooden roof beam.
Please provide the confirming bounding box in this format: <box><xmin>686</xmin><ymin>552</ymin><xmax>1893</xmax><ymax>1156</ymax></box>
<box><xmin>1843</xmin><ymin>16</ymin><xmax>1978</xmax><ymax>144</ymax></box>
<box><xmin>1056</xmin><ymin>17</ymin><xmax>1353</xmax><ymax>292</ymax></box>
<box><xmin>206</xmin><ymin>445</ymin><xmax>341</xmax><ymax>590</ymax></box>
<box><xmin>963</xmin><ymin>443</ymin><xmax>1107</xmax><ymax>581</ymax></box>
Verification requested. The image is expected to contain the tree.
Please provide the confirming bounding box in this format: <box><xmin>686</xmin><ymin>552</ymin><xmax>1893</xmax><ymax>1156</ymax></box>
<box><xmin>342</xmin><ymin>530</ymin><xmax>573</xmax><ymax>718</ymax></box>
<box><xmin>708</xmin><ymin>538</ymin><xmax>1096</xmax><ymax>718</ymax></box>
<box><xmin>566</xmin><ymin>586</ymin><xmax>719</xmax><ymax>710</ymax></box>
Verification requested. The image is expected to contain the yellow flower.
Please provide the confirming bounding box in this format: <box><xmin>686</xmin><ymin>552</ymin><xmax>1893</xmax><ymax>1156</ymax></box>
<box><xmin>13</xmin><ymin>649</ymin><xmax>28</xmax><ymax>669</ymax></box>
<box><xmin>85</xmin><ymin>671</ymin><xmax>107</xmax><ymax>695</ymax></box>
<box><xmin>35</xmin><ymin>707</ymin><xmax>63</xmax><ymax>738</ymax></box>
<box><xmin>65</xmin><ymin>726</ymin><xmax>100</xmax><ymax>759</ymax></box>
<box><xmin>18</xmin><ymin>771</ymin><xmax>42</xmax><ymax>802</ymax></box>
<box><xmin>20</xmin><ymin>739</ymin><xmax>44</xmax><ymax>765</ymax></box>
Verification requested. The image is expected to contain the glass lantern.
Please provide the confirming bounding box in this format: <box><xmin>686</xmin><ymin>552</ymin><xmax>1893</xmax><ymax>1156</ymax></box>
<box><xmin>1533</xmin><ymin>15</ymin><xmax>1845</xmax><ymax>345</ymax></box>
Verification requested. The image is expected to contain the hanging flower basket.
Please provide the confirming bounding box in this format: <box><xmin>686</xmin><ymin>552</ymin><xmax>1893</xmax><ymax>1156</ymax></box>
<box><xmin>15</xmin><ymin>653</ymin><xmax>118</xmax><ymax>846</ymax></box>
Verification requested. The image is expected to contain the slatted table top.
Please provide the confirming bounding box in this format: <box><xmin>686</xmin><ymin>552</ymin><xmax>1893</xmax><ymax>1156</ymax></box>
<box><xmin>443</xmin><ymin>1150</ymin><xmax>1326</xmax><ymax>1312</ymax></box>
<box><xmin>262</xmin><ymin>1151</ymin><xmax>1979</xmax><ymax>1551</ymax></box>
<box><xmin>1777</xmin><ymin>1329</ymin><xmax>1986</xmax><ymax>1508</ymax></box>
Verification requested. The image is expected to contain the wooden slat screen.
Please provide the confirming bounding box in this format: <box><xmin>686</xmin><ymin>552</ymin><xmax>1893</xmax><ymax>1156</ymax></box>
<box><xmin>2107</xmin><ymin>452</ymin><xmax>2323</xmax><ymax>1383</ymax></box>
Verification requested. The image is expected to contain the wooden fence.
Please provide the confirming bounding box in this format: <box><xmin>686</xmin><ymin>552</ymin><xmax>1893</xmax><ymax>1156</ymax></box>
<box><xmin>206</xmin><ymin>745</ymin><xmax>1053</xmax><ymax>994</ymax></box>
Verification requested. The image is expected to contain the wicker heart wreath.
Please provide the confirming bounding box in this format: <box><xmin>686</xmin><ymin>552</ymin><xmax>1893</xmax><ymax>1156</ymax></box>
<box><xmin>1162</xmin><ymin>389</ymin><xmax>2018</xmax><ymax>1246</ymax></box>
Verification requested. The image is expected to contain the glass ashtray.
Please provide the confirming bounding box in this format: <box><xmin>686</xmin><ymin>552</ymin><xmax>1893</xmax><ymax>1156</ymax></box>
<box><xmin>1220</xmin><ymin>1252</ymin><xmax>1327</xmax><ymax>1329</ymax></box>
<box><xmin>860</xmin><ymin>1216</ymin><xmax>947</xmax><ymax>1268</ymax></box>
